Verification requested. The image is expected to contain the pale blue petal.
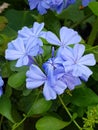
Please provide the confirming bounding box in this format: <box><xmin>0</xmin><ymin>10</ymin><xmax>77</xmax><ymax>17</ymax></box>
<box><xmin>79</xmin><ymin>54</ymin><xmax>96</xmax><ymax>66</ymax></box>
<box><xmin>73</xmin><ymin>44</ymin><xmax>85</xmax><ymax>60</ymax></box>
<box><xmin>15</xmin><ymin>56</ymin><xmax>29</xmax><ymax>67</ymax></box>
<box><xmin>41</xmin><ymin>0</ymin><xmax>50</xmax><ymax>9</ymax></box>
<box><xmin>61</xmin><ymin>47</ymin><xmax>74</xmax><ymax>61</ymax></box>
<box><xmin>46</xmin><ymin>31</ymin><xmax>60</xmax><ymax>46</ymax></box>
<box><xmin>72</xmin><ymin>65</ymin><xmax>82</xmax><ymax>77</ymax></box>
<box><xmin>5</xmin><ymin>50</ymin><xmax>23</xmax><ymax>60</ymax></box>
<box><xmin>26</xmin><ymin>78</ymin><xmax>45</xmax><ymax>89</ymax></box>
<box><xmin>53</xmin><ymin>80</ymin><xmax>67</xmax><ymax>94</ymax></box>
<box><xmin>63</xmin><ymin>73</ymin><xmax>81</xmax><ymax>90</ymax></box>
<box><xmin>33</xmin><ymin>22</ymin><xmax>44</xmax><ymax>35</ymax></box>
<box><xmin>12</xmin><ymin>38</ymin><xmax>25</xmax><ymax>52</ymax></box>
<box><xmin>26</xmin><ymin>64</ymin><xmax>46</xmax><ymax>89</ymax></box>
<box><xmin>43</xmin><ymin>81</ymin><xmax>57</xmax><ymax>100</ymax></box>
<box><xmin>26</xmin><ymin>64</ymin><xmax>46</xmax><ymax>81</ymax></box>
<box><xmin>73</xmin><ymin>64</ymin><xmax>93</xmax><ymax>78</ymax></box>
<box><xmin>63</xmin><ymin>61</ymin><xmax>74</xmax><ymax>72</ymax></box>
<box><xmin>60</xmin><ymin>27</ymin><xmax>81</xmax><ymax>46</ymax></box>
<box><xmin>18</xmin><ymin>27</ymin><xmax>33</xmax><ymax>40</ymax></box>
<box><xmin>28</xmin><ymin>0</ymin><xmax>39</xmax><ymax>10</ymax></box>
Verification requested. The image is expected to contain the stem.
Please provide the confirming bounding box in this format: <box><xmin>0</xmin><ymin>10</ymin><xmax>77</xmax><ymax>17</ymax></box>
<box><xmin>71</xmin><ymin>13</ymin><xmax>93</xmax><ymax>29</ymax></box>
<box><xmin>87</xmin><ymin>16</ymin><xmax>98</xmax><ymax>46</ymax></box>
<box><xmin>12</xmin><ymin>116</ymin><xmax>27</xmax><ymax>130</ymax></box>
<box><xmin>12</xmin><ymin>90</ymin><xmax>41</xmax><ymax>130</ymax></box>
<box><xmin>85</xmin><ymin>45</ymin><xmax>98</xmax><ymax>52</ymax></box>
<box><xmin>58</xmin><ymin>95</ymin><xmax>82</xmax><ymax>130</ymax></box>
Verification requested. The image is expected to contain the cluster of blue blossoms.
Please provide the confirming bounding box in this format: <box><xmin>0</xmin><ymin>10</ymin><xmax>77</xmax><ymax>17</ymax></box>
<box><xmin>0</xmin><ymin>0</ymin><xmax>96</xmax><ymax>99</ymax></box>
<box><xmin>5</xmin><ymin>22</ymin><xmax>96</xmax><ymax>100</ymax></box>
<box><xmin>28</xmin><ymin>0</ymin><xmax>95</xmax><ymax>14</ymax></box>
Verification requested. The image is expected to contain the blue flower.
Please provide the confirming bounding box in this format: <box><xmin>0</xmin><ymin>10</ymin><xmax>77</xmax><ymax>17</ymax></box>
<box><xmin>60</xmin><ymin>44</ymin><xmax>96</xmax><ymax>81</ymax></box>
<box><xmin>45</xmin><ymin>27</ymin><xmax>81</xmax><ymax>51</ymax></box>
<box><xmin>18</xmin><ymin>22</ymin><xmax>46</xmax><ymax>46</ymax></box>
<box><xmin>54</xmin><ymin>68</ymin><xmax>81</xmax><ymax>90</ymax></box>
<box><xmin>5</xmin><ymin>22</ymin><xmax>45</xmax><ymax>67</ymax></box>
<box><xmin>28</xmin><ymin>0</ymin><xmax>50</xmax><ymax>14</ymax></box>
<box><xmin>26</xmin><ymin>64</ymin><xmax>67</xmax><ymax>100</ymax></box>
<box><xmin>49</xmin><ymin>0</ymin><xmax>64</xmax><ymax>14</ymax></box>
<box><xmin>26</xmin><ymin>53</ymin><xmax>81</xmax><ymax>100</ymax></box>
<box><xmin>0</xmin><ymin>76</ymin><xmax>4</xmax><ymax>96</ymax></box>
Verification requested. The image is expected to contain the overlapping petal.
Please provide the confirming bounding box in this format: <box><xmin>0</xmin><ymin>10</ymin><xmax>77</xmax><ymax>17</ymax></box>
<box><xmin>60</xmin><ymin>27</ymin><xmax>81</xmax><ymax>46</ymax></box>
<box><xmin>26</xmin><ymin>64</ymin><xmax>46</xmax><ymax>89</ymax></box>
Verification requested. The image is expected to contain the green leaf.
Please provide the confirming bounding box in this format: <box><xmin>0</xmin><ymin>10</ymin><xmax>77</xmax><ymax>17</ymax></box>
<box><xmin>10</xmin><ymin>60</ymin><xmax>28</xmax><ymax>72</ymax></box>
<box><xmin>36</xmin><ymin>116</ymin><xmax>70</xmax><ymax>130</ymax></box>
<box><xmin>27</xmin><ymin>98</ymin><xmax>52</xmax><ymax>116</ymax></box>
<box><xmin>57</xmin><ymin>0</ymin><xmax>84</xmax><ymax>22</ymax></box>
<box><xmin>91</xmin><ymin>65</ymin><xmax>98</xmax><ymax>81</ymax></box>
<box><xmin>0</xmin><ymin>16</ymin><xmax>8</xmax><ymax>31</ymax></box>
<box><xmin>8</xmin><ymin>71</ymin><xmax>26</xmax><ymax>88</ymax></box>
<box><xmin>44</xmin><ymin>11</ymin><xmax>61</xmax><ymax>35</ymax></box>
<box><xmin>71</xmin><ymin>87</ymin><xmax>98</xmax><ymax>107</ymax></box>
<box><xmin>5</xmin><ymin>9</ymin><xmax>34</xmax><ymax>31</ymax></box>
<box><xmin>89</xmin><ymin>2</ymin><xmax>98</xmax><ymax>16</ymax></box>
<box><xmin>0</xmin><ymin>95</ymin><xmax>14</xmax><ymax>123</ymax></box>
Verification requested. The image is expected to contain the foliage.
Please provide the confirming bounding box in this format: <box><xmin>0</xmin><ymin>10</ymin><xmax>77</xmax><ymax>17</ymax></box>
<box><xmin>0</xmin><ymin>0</ymin><xmax>98</xmax><ymax>130</ymax></box>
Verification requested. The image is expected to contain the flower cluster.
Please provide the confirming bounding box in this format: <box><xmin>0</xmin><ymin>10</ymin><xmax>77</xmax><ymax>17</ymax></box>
<box><xmin>5</xmin><ymin>22</ymin><xmax>45</xmax><ymax>67</ymax></box>
<box><xmin>5</xmin><ymin>22</ymin><xmax>96</xmax><ymax>100</ymax></box>
<box><xmin>28</xmin><ymin>0</ymin><xmax>94</xmax><ymax>14</ymax></box>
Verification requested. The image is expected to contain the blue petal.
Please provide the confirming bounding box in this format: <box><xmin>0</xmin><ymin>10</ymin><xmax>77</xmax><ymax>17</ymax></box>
<box><xmin>62</xmin><ymin>73</ymin><xmax>81</xmax><ymax>90</ymax></box>
<box><xmin>5</xmin><ymin>50</ymin><xmax>24</xmax><ymax>60</ymax></box>
<box><xmin>28</xmin><ymin>0</ymin><xmax>39</xmax><ymax>10</ymax></box>
<box><xmin>79</xmin><ymin>54</ymin><xmax>96</xmax><ymax>66</ymax></box>
<box><xmin>43</xmin><ymin>81</ymin><xmax>57</xmax><ymax>100</ymax></box>
<box><xmin>73</xmin><ymin>44</ymin><xmax>85</xmax><ymax>61</ymax></box>
<box><xmin>46</xmin><ymin>31</ymin><xmax>60</xmax><ymax>46</ymax></box>
<box><xmin>53</xmin><ymin>80</ymin><xmax>67</xmax><ymax>94</ymax></box>
<box><xmin>26</xmin><ymin>64</ymin><xmax>46</xmax><ymax>89</ymax></box>
<box><xmin>60</xmin><ymin>27</ymin><xmax>81</xmax><ymax>46</ymax></box>
<box><xmin>32</xmin><ymin>22</ymin><xmax>44</xmax><ymax>35</ymax></box>
<box><xmin>15</xmin><ymin>56</ymin><xmax>29</xmax><ymax>67</ymax></box>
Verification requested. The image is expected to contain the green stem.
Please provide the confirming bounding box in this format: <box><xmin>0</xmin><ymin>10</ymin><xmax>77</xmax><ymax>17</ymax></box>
<box><xmin>87</xmin><ymin>16</ymin><xmax>98</xmax><ymax>46</ymax></box>
<box><xmin>12</xmin><ymin>116</ymin><xmax>27</xmax><ymax>130</ymax></box>
<box><xmin>71</xmin><ymin>14</ymin><xmax>93</xmax><ymax>29</ymax></box>
<box><xmin>58</xmin><ymin>95</ymin><xmax>82</xmax><ymax>130</ymax></box>
<box><xmin>85</xmin><ymin>45</ymin><xmax>98</xmax><ymax>52</ymax></box>
<box><xmin>12</xmin><ymin>90</ymin><xmax>41</xmax><ymax>130</ymax></box>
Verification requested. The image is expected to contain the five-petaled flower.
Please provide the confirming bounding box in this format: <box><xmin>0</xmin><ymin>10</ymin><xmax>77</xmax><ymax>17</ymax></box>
<box><xmin>59</xmin><ymin>44</ymin><xmax>96</xmax><ymax>81</ymax></box>
<box><xmin>5</xmin><ymin>22</ymin><xmax>46</xmax><ymax>67</ymax></box>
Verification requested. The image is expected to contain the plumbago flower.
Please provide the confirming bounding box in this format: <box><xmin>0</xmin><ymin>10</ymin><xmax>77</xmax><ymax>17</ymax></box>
<box><xmin>26</xmin><ymin>57</ymin><xmax>81</xmax><ymax>100</ymax></box>
<box><xmin>28</xmin><ymin>0</ymin><xmax>76</xmax><ymax>14</ymax></box>
<box><xmin>45</xmin><ymin>26</ymin><xmax>81</xmax><ymax>53</ymax></box>
<box><xmin>0</xmin><ymin>76</ymin><xmax>4</xmax><ymax>96</ymax></box>
<box><xmin>59</xmin><ymin>44</ymin><xmax>96</xmax><ymax>81</ymax></box>
<box><xmin>5</xmin><ymin>22</ymin><xmax>45</xmax><ymax>67</ymax></box>
<box><xmin>18</xmin><ymin>22</ymin><xmax>45</xmax><ymax>47</ymax></box>
<box><xmin>49</xmin><ymin>0</ymin><xmax>64</xmax><ymax>14</ymax></box>
<box><xmin>28</xmin><ymin>0</ymin><xmax>50</xmax><ymax>14</ymax></box>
